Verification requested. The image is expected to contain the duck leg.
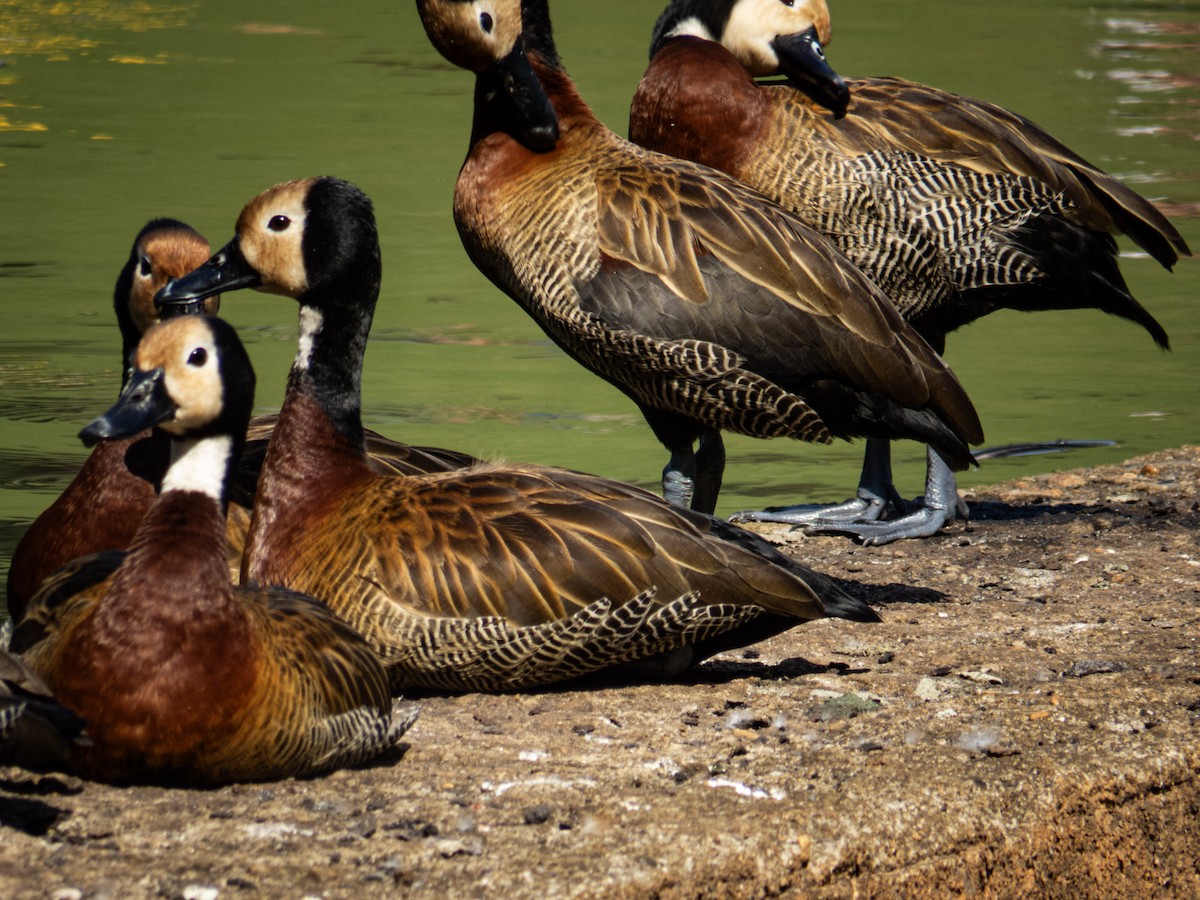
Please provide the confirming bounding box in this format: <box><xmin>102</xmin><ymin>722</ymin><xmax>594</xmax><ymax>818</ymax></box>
<box><xmin>729</xmin><ymin>438</ymin><xmax>905</xmax><ymax>526</ymax></box>
<box><xmin>662</xmin><ymin>446</ymin><xmax>698</xmax><ymax>510</ymax></box>
<box><xmin>691</xmin><ymin>429</ymin><xmax>725</xmax><ymax>516</ymax></box>
<box><xmin>661</xmin><ymin>427</ymin><xmax>725</xmax><ymax>514</ymax></box>
<box><xmin>806</xmin><ymin>447</ymin><xmax>968</xmax><ymax>545</ymax></box>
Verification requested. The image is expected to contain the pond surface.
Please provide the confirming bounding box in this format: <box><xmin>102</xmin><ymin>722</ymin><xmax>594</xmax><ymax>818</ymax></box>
<box><xmin>2</xmin><ymin>0</ymin><xmax>1198</xmax><ymax>609</ymax></box>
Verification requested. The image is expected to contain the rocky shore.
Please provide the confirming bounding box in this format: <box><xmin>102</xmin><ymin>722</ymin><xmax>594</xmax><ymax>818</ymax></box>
<box><xmin>1</xmin><ymin>447</ymin><xmax>1197</xmax><ymax>898</ymax></box>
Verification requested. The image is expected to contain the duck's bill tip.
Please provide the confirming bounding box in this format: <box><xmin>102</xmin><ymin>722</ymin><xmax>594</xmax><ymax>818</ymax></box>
<box><xmin>79</xmin><ymin>368</ymin><xmax>173</xmax><ymax>446</ymax></box>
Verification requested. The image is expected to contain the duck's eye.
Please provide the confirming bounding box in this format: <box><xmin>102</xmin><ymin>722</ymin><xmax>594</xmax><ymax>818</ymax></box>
<box><xmin>187</xmin><ymin>347</ymin><xmax>208</xmax><ymax>367</ymax></box>
<box><xmin>480</xmin><ymin>12</ymin><xmax>493</xmax><ymax>33</ymax></box>
<box><xmin>138</xmin><ymin>256</ymin><xmax>152</xmax><ymax>278</ymax></box>
<box><xmin>268</xmin><ymin>215</ymin><xmax>291</xmax><ymax>232</ymax></box>
<box><xmin>781</xmin><ymin>0</ymin><xmax>795</xmax><ymax>7</ymax></box>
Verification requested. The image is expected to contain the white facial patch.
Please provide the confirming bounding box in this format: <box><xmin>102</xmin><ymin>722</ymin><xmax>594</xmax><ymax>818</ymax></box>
<box><xmin>160</xmin><ymin>336</ymin><xmax>223</xmax><ymax>434</ymax></box>
<box><xmin>136</xmin><ymin>318</ymin><xmax>224</xmax><ymax>435</ymax></box>
<box><xmin>236</xmin><ymin>180</ymin><xmax>313</xmax><ymax>298</ymax></box>
<box><xmin>723</xmin><ymin>0</ymin><xmax>822</xmax><ymax>75</ymax></box>
<box><xmin>418</xmin><ymin>0</ymin><xmax>522</xmax><ymax>72</ymax></box>
<box><xmin>162</xmin><ymin>434</ymin><xmax>235</xmax><ymax>502</ymax></box>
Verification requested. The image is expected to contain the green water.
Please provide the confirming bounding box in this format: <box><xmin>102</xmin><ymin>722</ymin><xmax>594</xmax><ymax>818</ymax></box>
<box><xmin>2</xmin><ymin>1</ymin><xmax>1197</xmax><ymax>604</ymax></box>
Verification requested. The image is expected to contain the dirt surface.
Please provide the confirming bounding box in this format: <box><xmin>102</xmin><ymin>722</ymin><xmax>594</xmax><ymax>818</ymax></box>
<box><xmin>1</xmin><ymin>447</ymin><xmax>1198</xmax><ymax>898</ymax></box>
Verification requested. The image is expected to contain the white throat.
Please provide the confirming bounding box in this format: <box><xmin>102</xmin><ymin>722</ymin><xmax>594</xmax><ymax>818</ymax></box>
<box><xmin>295</xmin><ymin>304</ymin><xmax>324</xmax><ymax>371</ymax></box>
<box><xmin>664</xmin><ymin>16</ymin><xmax>715</xmax><ymax>42</ymax></box>
<box><xmin>162</xmin><ymin>434</ymin><xmax>234</xmax><ymax>502</ymax></box>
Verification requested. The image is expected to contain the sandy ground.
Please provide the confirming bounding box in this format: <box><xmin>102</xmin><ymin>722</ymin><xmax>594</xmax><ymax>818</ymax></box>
<box><xmin>1</xmin><ymin>446</ymin><xmax>1197</xmax><ymax>898</ymax></box>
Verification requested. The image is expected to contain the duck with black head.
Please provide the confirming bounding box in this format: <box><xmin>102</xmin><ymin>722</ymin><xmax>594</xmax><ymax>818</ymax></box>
<box><xmin>12</xmin><ymin>315</ymin><xmax>415</xmax><ymax>785</ymax></box>
<box><xmin>629</xmin><ymin>0</ymin><xmax>1189</xmax><ymax>543</ymax></box>
<box><xmin>156</xmin><ymin>176</ymin><xmax>884</xmax><ymax>693</ymax></box>
<box><xmin>411</xmin><ymin>0</ymin><xmax>982</xmax><ymax>526</ymax></box>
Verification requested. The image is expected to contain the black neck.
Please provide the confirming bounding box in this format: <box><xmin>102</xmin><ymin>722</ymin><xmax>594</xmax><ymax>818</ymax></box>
<box><xmin>519</xmin><ymin>0</ymin><xmax>562</xmax><ymax>70</ymax></box>
<box><xmin>289</xmin><ymin>287</ymin><xmax>374</xmax><ymax>453</ymax></box>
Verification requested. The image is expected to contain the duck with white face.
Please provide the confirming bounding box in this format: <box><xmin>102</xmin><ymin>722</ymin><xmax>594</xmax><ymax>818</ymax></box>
<box><xmin>154</xmin><ymin>175</ymin><xmax>885</xmax><ymax>693</ymax></box>
<box><xmin>654</xmin><ymin>0</ymin><xmax>849</xmax><ymax>115</ymax></box>
<box><xmin>14</xmin><ymin>314</ymin><xmax>415</xmax><ymax>785</ymax></box>
<box><xmin>631</xmin><ymin>0</ymin><xmax>1187</xmax><ymax>543</ymax></box>
<box><xmin>411</xmin><ymin>0</ymin><xmax>983</xmax><ymax>533</ymax></box>
<box><xmin>5</xmin><ymin>220</ymin><xmax>226</xmax><ymax>622</ymax></box>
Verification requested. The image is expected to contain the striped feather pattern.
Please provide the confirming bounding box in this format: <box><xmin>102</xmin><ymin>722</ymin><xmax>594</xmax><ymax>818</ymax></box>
<box><xmin>388</xmin><ymin>589</ymin><xmax>761</xmax><ymax>691</ymax></box>
<box><xmin>454</xmin><ymin>71</ymin><xmax>981</xmax><ymax>453</ymax></box>
<box><xmin>245</xmin><ymin>457</ymin><xmax>846</xmax><ymax>688</ymax></box>
<box><xmin>630</xmin><ymin>39</ymin><xmax>1185</xmax><ymax>348</ymax></box>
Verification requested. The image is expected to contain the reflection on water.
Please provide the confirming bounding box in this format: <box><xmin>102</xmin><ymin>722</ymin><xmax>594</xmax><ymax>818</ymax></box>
<box><xmin>1</xmin><ymin>0</ymin><xmax>1197</xmax><ymax>605</ymax></box>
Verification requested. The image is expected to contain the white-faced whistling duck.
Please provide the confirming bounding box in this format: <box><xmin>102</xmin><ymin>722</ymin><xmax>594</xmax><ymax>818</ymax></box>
<box><xmin>11</xmin><ymin>315</ymin><xmax>416</xmax><ymax>785</ymax></box>
<box><xmin>6</xmin><ymin>220</ymin><xmax>479</xmax><ymax>623</ymax></box>
<box><xmin>0</xmin><ymin>621</ymin><xmax>88</xmax><ymax>772</ymax></box>
<box><xmin>413</xmin><ymin>0</ymin><xmax>983</xmax><ymax>522</ymax></box>
<box><xmin>6</xmin><ymin>220</ymin><xmax>219</xmax><ymax>620</ymax></box>
<box><xmin>629</xmin><ymin>0</ymin><xmax>1190</xmax><ymax>543</ymax></box>
<box><xmin>155</xmin><ymin>176</ymin><xmax>881</xmax><ymax>693</ymax></box>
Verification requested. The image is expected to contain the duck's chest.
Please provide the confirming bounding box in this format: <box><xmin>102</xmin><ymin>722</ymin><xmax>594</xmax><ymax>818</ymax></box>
<box><xmin>453</xmin><ymin>134</ymin><xmax>600</xmax><ymax>292</ymax></box>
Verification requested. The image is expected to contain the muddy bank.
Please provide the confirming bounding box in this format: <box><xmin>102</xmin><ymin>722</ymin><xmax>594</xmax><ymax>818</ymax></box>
<box><xmin>1</xmin><ymin>447</ymin><xmax>1197</xmax><ymax>898</ymax></box>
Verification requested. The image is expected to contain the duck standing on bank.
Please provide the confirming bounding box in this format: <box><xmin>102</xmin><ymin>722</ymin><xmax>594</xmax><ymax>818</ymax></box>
<box><xmin>11</xmin><ymin>315</ymin><xmax>415</xmax><ymax>785</ymax></box>
<box><xmin>628</xmin><ymin>0</ymin><xmax>1189</xmax><ymax>543</ymax></box>
<box><xmin>413</xmin><ymin>0</ymin><xmax>982</xmax><ymax>519</ymax></box>
<box><xmin>156</xmin><ymin>176</ymin><xmax>882</xmax><ymax>694</ymax></box>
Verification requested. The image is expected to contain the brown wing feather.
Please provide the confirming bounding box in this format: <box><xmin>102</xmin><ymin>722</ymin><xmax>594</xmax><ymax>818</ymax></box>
<box><xmin>591</xmin><ymin>154</ymin><xmax>983</xmax><ymax>442</ymax></box>
<box><xmin>263</xmin><ymin>463</ymin><xmax>836</xmax><ymax>679</ymax></box>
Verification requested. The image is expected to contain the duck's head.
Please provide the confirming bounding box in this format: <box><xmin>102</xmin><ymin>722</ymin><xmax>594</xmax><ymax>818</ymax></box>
<box><xmin>154</xmin><ymin>177</ymin><xmax>380</xmax><ymax>318</ymax></box>
<box><xmin>80</xmin><ymin>315</ymin><xmax>255</xmax><ymax>450</ymax></box>
<box><xmin>652</xmin><ymin>0</ymin><xmax>848</xmax><ymax>118</ymax></box>
<box><xmin>416</xmin><ymin>0</ymin><xmax>560</xmax><ymax>152</ymax></box>
<box><xmin>115</xmin><ymin>219</ymin><xmax>216</xmax><ymax>376</ymax></box>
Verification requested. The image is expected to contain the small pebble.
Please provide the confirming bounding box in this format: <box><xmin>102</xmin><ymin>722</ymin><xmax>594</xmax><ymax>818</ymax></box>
<box><xmin>1064</xmin><ymin>659</ymin><xmax>1127</xmax><ymax>678</ymax></box>
<box><xmin>523</xmin><ymin>805</ymin><xmax>552</xmax><ymax>825</ymax></box>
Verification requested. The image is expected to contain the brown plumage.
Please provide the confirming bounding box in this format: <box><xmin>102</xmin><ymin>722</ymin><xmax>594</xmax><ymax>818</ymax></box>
<box><xmin>156</xmin><ymin>176</ymin><xmax>880</xmax><ymax>693</ymax></box>
<box><xmin>7</xmin><ymin>220</ymin><xmax>217</xmax><ymax>620</ymax></box>
<box><xmin>0</xmin><ymin>620</ymin><xmax>88</xmax><ymax>772</ymax></box>
<box><xmin>628</xmin><ymin>0</ymin><xmax>1189</xmax><ymax>541</ymax></box>
<box><xmin>12</xmin><ymin>315</ymin><xmax>415</xmax><ymax>785</ymax></box>
<box><xmin>7</xmin><ymin>221</ymin><xmax>476</xmax><ymax>622</ymax></box>
<box><xmin>413</xmin><ymin>0</ymin><xmax>982</xmax><ymax>518</ymax></box>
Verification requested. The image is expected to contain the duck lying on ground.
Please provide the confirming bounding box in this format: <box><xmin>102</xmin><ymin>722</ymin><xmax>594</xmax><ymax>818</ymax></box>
<box><xmin>156</xmin><ymin>176</ymin><xmax>881</xmax><ymax>693</ymax></box>
<box><xmin>12</xmin><ymin>315</ymin><xmax>415</xmax><ymax>785</ymax></box>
